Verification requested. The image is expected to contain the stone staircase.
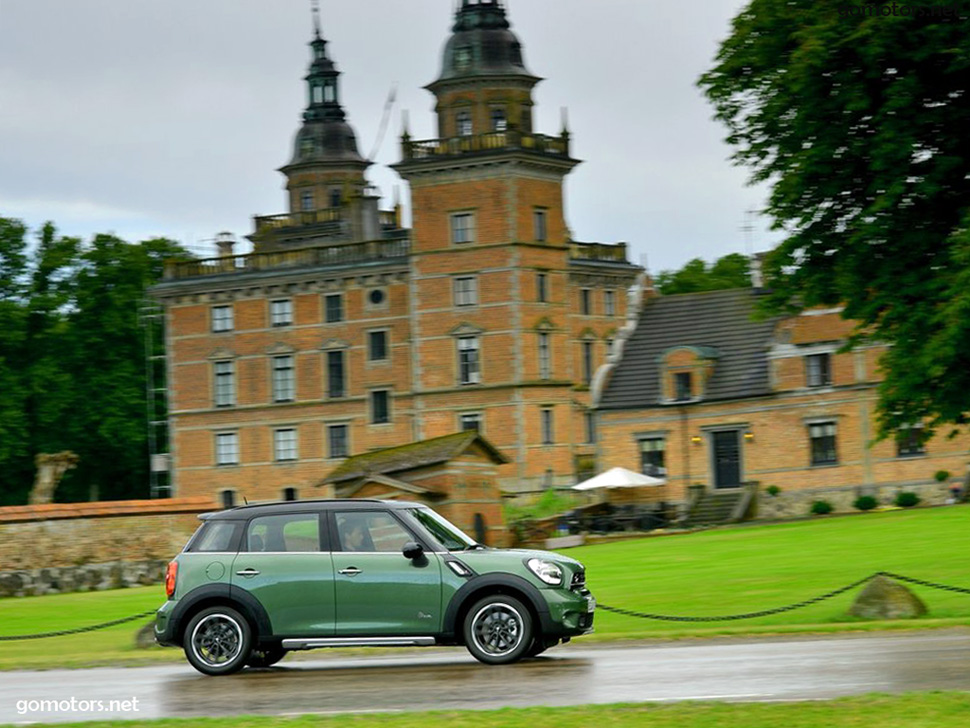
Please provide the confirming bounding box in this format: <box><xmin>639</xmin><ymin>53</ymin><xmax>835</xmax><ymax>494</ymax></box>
<box><xmin>683</xmin><ymin>485</ymin><xmax>755</xmax><ymax>527</ymax></box>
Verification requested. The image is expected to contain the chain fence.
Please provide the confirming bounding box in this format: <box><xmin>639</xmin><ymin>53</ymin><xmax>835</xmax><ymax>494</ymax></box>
<box><xmin>597</xmin><ymin>570</ymin><xmax>970</xmax><ymax>622</ymax></box>
<box><xmin>0</xmin><ymin>571</ymin><xmax>968</xmax><ymax>639</ymax></box>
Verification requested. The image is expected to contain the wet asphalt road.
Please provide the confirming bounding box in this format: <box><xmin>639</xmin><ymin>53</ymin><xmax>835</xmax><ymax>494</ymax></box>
<box><xmin>3</xmin><ymin>630</ymin><xmax>970</xmax><ymax>724</ymax></box>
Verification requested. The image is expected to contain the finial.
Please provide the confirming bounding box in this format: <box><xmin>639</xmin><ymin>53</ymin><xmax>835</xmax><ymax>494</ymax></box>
<box><xmin>311</xmin><ymin>0</ymin><xmax>321</xmax><ymax>38</ymax></box>
<box><xmin>560</xmin><ymin>106</ymin><xmax>570</xmax><ymax>134</ymax></box>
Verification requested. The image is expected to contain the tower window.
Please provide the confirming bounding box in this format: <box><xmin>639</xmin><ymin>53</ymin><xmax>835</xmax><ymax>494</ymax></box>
<box><xmin>491</xmin><ymin>108</ymin><xmax>507</xmax><ymax>132</ymax></box>
<box><xmin>604</xmin><ymin>290</ymin><xmax>616</xmax><ymax>316</ymax></box>
<box><xmin>533</xmin><ymin>209</ymin><xmax>547</xmax><ymax>242</ymax></box>
<box><xmin>301</xmin><ymin>190</ymin><xmax>314</xmax><ymax>211</ymax></box>
<box><xmin>460</xmin><ymin>412</ymin><xmax>482</xmax><ymax>432</ymax></box>
<box><xmin>371</xmin><ymin>390</ymin><xmax>391</xmax><ymax>424</ymax></box>
<box><xmin>538</xmin><ymin>332</ymin><xmax>551</xmax><ymax>380</ymax></box>
<box><xmin>329</xmin><ymin>188</ymin><xmax>342</xmax><ymax>208</ymax></box>
<box><xmin>454</xmin><ymin>276</ymin><xmax>478</xmax><ymax>307</ymax></box>
<box><xmin>580</xmin><ymin>288</ymin><xmax>592</xmax><ymax>315</ymax></box>
<box><xmin>327</xmin><ymin>350</ymin><xmax>346</xmax><ymax>399</ymax></box>
<box><xmin>541</xmin><ymin>408</ymin><xmax>554</xmax><ymax>445</ymax></box>
<box><xmin>312</xmin><ymin>83</ymin><xmax>323</xmax><ymax>104</ymax></box>
<box><xmin>582</xmin><ymin>341</ymin><xmax>594</xmax><ymax>385</ymax></box>
<box><xmin>451</xmin><ymin>212</ymin><xmax>475</xmax><ymax>244</ymax></box>
<box><xmin>272</xmin><ymin>355</ymin><xmax>295</xmax><ymax>402</ymax></box>
<box><xmin>458</xmin><ymin>336</ymin><xmax>481</xmax><ymax>385</ymax></box>
<box><xmin>456</xmin><ymin>111</ymin><xmax>473</xmax><ymax>137</ymax></box>
<box><xmin>537</xmin><ymin>272</ymin><xmax>548</xmax><ymax>303</ymax></box>
<box><xmin>324</xmin><ymin>81</ymin><xmax>336</xmax><ymax>103</ymax></box>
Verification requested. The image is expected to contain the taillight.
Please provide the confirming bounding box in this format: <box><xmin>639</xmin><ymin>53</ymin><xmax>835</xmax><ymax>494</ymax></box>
<box><xmin>165</xmin><ymin>560</ymin><xmax>178</xmax><ymax>598</ymax></box>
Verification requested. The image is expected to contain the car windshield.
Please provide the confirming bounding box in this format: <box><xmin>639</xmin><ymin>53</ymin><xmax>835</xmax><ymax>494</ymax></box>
<box><xmin>407</xmin><ymin>508</ymin><xmax>478</xmax><ymax>551</ymax></box>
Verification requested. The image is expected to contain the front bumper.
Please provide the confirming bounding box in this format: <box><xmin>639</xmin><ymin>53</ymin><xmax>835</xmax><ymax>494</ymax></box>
<box><xmin>541</xmin><ymin>588</ymin><xmax>596</xmax><ymax>637</ymax></box>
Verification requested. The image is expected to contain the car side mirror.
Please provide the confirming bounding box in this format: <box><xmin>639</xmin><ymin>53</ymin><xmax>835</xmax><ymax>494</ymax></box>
<box><xmin>402</xmin><ymin>541</ymin><xmax>424</xmax><ymax>560</ymax></box>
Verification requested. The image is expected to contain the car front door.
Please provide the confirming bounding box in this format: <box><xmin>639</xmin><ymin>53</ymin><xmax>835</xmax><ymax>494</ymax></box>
<box><xmin>330</xmin><ymin>509</ymin><xmax>442</xmax><ymax>636</ymax></box>
<box><xmin>230</xmin><ymin>511</ymin><xmax>335</xmax><ymax>637</ymax></box>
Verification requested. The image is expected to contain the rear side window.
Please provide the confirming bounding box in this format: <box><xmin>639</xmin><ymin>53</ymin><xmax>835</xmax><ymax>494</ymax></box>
<box><xmin>186</xmin><ymin>521</ymin><xmax>241</xmax><ymax>553</ymax></box>
<box><xmin>247</xmin><ymin>513</ymin><xmax>320</xmax><ymax>553</ymax></box>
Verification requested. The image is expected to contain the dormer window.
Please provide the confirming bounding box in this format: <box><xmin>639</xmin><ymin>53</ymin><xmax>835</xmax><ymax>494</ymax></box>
<box><xmin>455</xmin><ymin>46</ymin><xmax>472</xmax><ymax>71</ymax></box>
<box><xmin>674</xmin><ymin>372</ymin><xmax>692</xmax><ymax>401</ymax></box>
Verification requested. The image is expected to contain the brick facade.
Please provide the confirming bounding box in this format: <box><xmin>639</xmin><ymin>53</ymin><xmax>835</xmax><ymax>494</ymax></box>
<box><xmin>150</xmin><ymin>3</ymin><xmax>642</xmax><ymax>507</ymax></box>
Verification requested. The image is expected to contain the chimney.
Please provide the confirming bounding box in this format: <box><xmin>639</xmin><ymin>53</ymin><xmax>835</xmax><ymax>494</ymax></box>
<box><xmin>215</xmin><ymin>232</ymin><xmax>236</xmax><ymax>258</ymax></box>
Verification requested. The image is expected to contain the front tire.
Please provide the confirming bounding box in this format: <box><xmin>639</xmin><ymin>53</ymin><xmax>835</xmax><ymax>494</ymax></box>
<box><xmin>463</xmin><ymin>595</ymin><xmax>533</xmax><ymax>665</ymax></box>
<box><xmin>183</xmin><ymin>606</ymin><xmax>252</xmax><ymax>676</ymax></box>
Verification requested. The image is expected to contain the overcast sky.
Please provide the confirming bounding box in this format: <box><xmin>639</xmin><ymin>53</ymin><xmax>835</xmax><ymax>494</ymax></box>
<box><xmin>0</xmin><ymin>0</ymin><xmax>777</xmax><ymax>272</ymax></box>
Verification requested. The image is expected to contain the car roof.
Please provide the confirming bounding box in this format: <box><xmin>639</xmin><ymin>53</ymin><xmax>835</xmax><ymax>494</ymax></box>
<box><xmin>199</xmin><ymin>498</ymin><xmax>425</xmax><ymax>521</ymax></box>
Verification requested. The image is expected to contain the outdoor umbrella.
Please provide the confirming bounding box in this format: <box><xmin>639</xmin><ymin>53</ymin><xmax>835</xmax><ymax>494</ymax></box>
<box><xmin>572</xmin><ymin>466</ymin><xmax>665</xmax><ymax>491</ymax></box>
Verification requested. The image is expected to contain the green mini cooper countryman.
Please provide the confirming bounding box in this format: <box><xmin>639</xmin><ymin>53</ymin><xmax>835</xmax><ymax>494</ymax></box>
<box><xmin>155</xmin><ymin>499</ymin><xmax>595</xmax><ymax>675</ymax></box>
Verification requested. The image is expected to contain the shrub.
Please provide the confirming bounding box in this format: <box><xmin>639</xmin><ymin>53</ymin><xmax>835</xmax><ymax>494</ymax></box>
<box><xmin>810</xmin><ymin>500</ymin><xmax>833</xmax><ymax>515</ymax></box>
<box><xmin>934</xmin><ymin>470</ymin><xmax>951</xmax><ymax>483</ymax></box>
<box><xmin>765</xmin><ymin>485</ymin><xmax>781</xmax><ymax>497</ymax></box>
<box><xmin>895</xmin><ymin>491</ymin><xmax>921</xmax><ymax>508</ymax></box>
<box><xmin>853</xmin><ymin>495</ymin><xmax>878</xmax><ymax>511</ymax></box>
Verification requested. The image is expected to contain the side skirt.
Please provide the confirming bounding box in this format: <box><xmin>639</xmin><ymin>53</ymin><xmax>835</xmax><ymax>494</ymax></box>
<box><xmin>282</xmin><ymin>636</ymin><xmax>437</xmax><ymax>650</ymax></box>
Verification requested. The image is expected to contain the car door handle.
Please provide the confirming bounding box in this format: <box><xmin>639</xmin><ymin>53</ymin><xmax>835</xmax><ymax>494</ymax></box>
<box><xmin>338</xmin><ymin>567</ymin><xmax>362</xmax><ymax>576</ymax></box>
<box><xmin>236</xmin><ymin>568</ymin><xmax>260</xmax><ymax>577</ymax></box>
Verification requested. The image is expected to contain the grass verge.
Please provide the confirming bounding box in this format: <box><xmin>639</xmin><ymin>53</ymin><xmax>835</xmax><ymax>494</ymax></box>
<box><xmin>5</xmin><ymin>694</ymin><xmax>970</xmax><ymax>728</ymax></box>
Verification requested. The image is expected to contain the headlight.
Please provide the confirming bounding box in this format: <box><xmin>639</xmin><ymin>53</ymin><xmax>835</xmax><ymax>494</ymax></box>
<box><xmin>526</xmin><ymin>558</ymin><xmax>563</xmax><ymax>586</ymax></box>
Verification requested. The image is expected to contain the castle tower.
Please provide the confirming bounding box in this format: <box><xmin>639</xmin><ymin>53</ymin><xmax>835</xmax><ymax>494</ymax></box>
<box><xmin>394</xmin><ymin>0</ymin><xmax>638</xmax><ymax>490</ymax></box>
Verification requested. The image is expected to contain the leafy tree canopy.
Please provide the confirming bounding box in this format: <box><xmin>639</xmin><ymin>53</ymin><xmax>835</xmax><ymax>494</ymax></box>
<box><xmin>0</xmin><ymin>217</ymin><xmax>185</xmax><ymax>505</ymax></box>
<box><xmin>655</xmin><ymin>253</ymin><xmax>751</xmax><ymax>295</ymax></box>
<box><xmin>699</xmin><ymin>0</ymin><xmax>970</xmax><ymax>438</ymax></box>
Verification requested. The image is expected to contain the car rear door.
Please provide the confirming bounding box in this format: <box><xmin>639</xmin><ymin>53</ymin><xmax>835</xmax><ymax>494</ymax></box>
<box><xmin>330</xmin><ymin>509</ymin><xmax>443</xmax><ymax>636</ymax></box>
<box><xmin>230</xmin><ymin>510</ymin><xmax>335</xmax><ymax>637</ymax></box>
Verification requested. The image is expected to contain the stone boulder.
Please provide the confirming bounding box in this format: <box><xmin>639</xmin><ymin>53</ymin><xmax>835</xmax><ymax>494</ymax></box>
<box><xmin>849</xmin><ymin>575</ymin><xmax>927</xmax><ymax>619</ymax></box>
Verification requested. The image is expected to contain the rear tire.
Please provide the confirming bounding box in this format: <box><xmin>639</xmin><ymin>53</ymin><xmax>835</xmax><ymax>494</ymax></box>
<box><xmin>463</xmin><ymin>595</ymin><xmax>533</xmax><ymax>665</ymax></box>
<box><xmin>183</xmin><ymin>606</ymin><xmax>252</xmax><ymax>676</ymax></box>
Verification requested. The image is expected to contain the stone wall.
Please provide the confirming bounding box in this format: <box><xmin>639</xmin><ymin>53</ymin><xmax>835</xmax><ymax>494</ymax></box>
<box><xmin>0</xmin><ymin>497</ymin><xmax>215</xmax><ymax>582</ymax></box>
<box><xmin>756</xmin><ymin>480</ymin><xmax>957</xmax><ymax>520</ymax></box>
<box><xmin>0</xmin><ymin>560</ymin><xmax>169</xmax><ymax>598</ymax></box>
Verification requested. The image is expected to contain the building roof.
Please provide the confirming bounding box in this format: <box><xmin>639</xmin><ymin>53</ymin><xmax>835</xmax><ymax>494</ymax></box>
<box><xmin>598</xmin><ymin>288</ymin><xmax>779</xmax><ymax>410</ymax></box>
<box><xmin>322</xmin><ymin>431</ymin><xmax>509</xmax><ymax>485</ymax></box>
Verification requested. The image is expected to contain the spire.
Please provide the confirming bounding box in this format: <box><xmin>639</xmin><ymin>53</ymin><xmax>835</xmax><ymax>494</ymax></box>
<box><xmin>311</xmin><ymin>0</ymin><xmax>321</xmax><ymax>38</ymax></box>
<box><xmin>303</xmin><ymin>7</ymin><xmax>344</xmax><ymax>123</ymax></box>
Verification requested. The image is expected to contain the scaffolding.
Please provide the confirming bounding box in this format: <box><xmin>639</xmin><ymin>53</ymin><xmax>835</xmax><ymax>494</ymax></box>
<box><xmin>139</xmin><ymin>299</ymin><xmax>172</xmax><ymax>498</ymax></box>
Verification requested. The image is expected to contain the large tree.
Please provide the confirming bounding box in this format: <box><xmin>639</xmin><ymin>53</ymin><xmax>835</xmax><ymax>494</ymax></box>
<box><xmin>0</xmin><ymin>217</ymin><xmax>185</xmax><ymax>504</ymax></box>
<box><xmin>700</xmin><ymin>0</ymin><xmax>970</xmax><ymax>438</ymax></box>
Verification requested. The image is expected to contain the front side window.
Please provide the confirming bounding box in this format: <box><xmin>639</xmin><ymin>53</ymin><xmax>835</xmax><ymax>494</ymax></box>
<box><xmin>212</xmin><ymin>305</ymin><xmax>233</xmax><ymax>333</ymax></box>
<box><xmin>248</xmin><ymin>513</ymin><xmax>319</xmax><ymax>553</ymax></box>
<box><xmin>454</xmin><ymin>276</ymin><xmax>478</xmax><ymax>307</ymax></box>
<box><xmin>335</xmin><ymin>511</ymin><xmax>413</xmax><ymax>553</ymax></box>
<box><xmin>406</xmin><ymin>507</ymin><xmax>475</xmax><ymax>551</ymax></box>
<box><xmin>809</xmin><ymin>422</ymin><xmax>838</xmax><ymax>466</ymax></box>
<box><xmin>214</xmin><ymin>361</ymin><xmax>235</xmax><ymax>407</ymax></box>
<box><xmin>371</xmin><ymin>390</ymin><xmax>390</xmax><ymax>424</ymax></box>
<box><xmin>640</xmin><ymin>438</ymin><xmax>666</xmax><ymax>477</ymax></box>
<box><xmin>272</xmin><ymin>355</ymin><xmax>295</xmax><ymax>402</ymax></box>
<box><xmin>368</xmin><ymin>330</ymin><xmax>388</xmax><ymax>362</ymax></box>
<box><xmin>274</xmin><ymin>428</ymin><xmax>298</xmax><ymax>461</ymax></box>
<box><xmin>325</xmin><ymin>294</ymin><xmax>343</xmax><ymax>323</ymax></box>
<box><xmin>451</xmin><ymin>212</ymin><xmax>475</xmax><ymax>244</ymax></box>
<box><xmin>458</xmin><ymin>336</ymin><xmax>481</xmax><ymax>385</ymax></box>
<box><xmin>328</xmin><ymin>424</ymin><xmax>348</xmax><ymax>459</ymax></box>
<box><xmin>327</xmin><ymin>350</ymin><xmax>345</xmax><ymax>398</ymax></box>
<box><xmin>806</xmin><ymin>353</ymin><xmax>832</xmax><ymax>387</ymax></box>
<box><xmin>270</xmin><ymin>299</ymin><xmax>293</xmax><ymax>327</ymax></box>
<box><xmin>215</xmin><ymin>432</ymin><xmax>238</xmax><ymax>466</ymax></box>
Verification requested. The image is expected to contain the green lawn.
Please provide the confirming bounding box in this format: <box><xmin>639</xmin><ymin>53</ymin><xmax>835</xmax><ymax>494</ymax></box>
<box><xmin>5</xmin><ymin>694</ymin><xmax>970</xmax><ymax>728</ymax></box>
<box><xmin>0</xmin><ymin>506</ymin><xmax>968</xmax><ymax>669</ymax></box>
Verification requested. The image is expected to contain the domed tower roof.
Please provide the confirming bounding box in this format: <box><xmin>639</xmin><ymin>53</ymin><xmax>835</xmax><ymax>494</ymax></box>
<box><xmin>433</xmin><ymin>0</ymin><xmax>536</xmax><ymax>85</ymax></box>
<box><xmin>284</xmin><ymin>24</ymin><xmax>367</xmax><ymax>170</ymax></box>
